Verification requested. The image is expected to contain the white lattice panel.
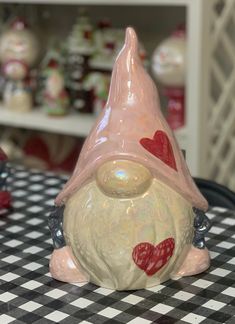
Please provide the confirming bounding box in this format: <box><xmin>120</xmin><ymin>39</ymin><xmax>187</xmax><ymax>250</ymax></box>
<box><xmin>208</xmin><ymin>0</ymin><xmax>235</xmax><ymax>191</ymax></box>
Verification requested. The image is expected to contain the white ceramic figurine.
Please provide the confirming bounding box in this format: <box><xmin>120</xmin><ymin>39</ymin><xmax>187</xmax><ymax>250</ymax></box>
<box><xmin>0</xmin><ymin>18</ymin><xmax>39</xmax><ymax>112</ymax></box>
<box><xmin>152</xmin><ymin>25</ymin><xmax>186</xmax><ymax>130</ymax></box>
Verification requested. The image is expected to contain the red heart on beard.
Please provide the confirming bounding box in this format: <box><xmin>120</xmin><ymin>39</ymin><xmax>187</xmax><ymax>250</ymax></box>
<box><xmin>132</xmin><ymin>238</ymin><xmax>175</xmax><ymax>276</ymax></box>
<box><xmin>140</xmin><ymin>130</ymin><xmax>177</xmax><ymax>171</ymax></box>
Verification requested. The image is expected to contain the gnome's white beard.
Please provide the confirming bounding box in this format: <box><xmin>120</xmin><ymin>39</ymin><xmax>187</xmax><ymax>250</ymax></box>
<box><xmin>63</xmin><ymin>178</ymin><xmax>194</xmax><ymax>290</ymax></box>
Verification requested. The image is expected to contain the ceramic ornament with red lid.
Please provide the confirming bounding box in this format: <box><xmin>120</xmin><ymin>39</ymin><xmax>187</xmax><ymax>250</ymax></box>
<box><xmin>48</xmin><ymin>28</ymin><xmax>211</xmax><ymax>290</ymax></box>
<box><xmin>151</xmin><ymin>25</ymin><xmax>186</xmax><ymax>130</ymax></box>
<box><xmin>0</xmin><ymin>147</ymin><xmax>12</xmax><ymax>210</ymax></box>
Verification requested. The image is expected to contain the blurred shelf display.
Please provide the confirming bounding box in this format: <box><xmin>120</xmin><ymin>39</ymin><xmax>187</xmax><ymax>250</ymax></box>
<box><xmin>0</xmin><ymin>106</ymin><xmax>96</xmax><ymax>137</ymax></box>
<box><xmin>0</xmin><ymin>1</ymin><xmax>190</xmax><ymax>6</ymax></box>
<box><xmin>0</xmin><ymin>105</ymin><xmax>187</xmax><ymax>147</ymax></box>
<box><xmin>0</xmin><ymin>0</ymin><xmax>235</xmax><ymax>192</ymax></box>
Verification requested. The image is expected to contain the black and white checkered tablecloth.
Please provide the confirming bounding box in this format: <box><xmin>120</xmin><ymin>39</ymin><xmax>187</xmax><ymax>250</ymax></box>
<box><xmin>0</xmin><ymin>164</ymin><xmax>234</xmax><ymax>324</ymax></box>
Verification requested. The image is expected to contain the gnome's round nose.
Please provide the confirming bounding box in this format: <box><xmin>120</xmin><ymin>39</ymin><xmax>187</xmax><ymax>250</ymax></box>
<box><xmin>96</xmin><ymin>160</ymin><xmax>152</xmax><ymax>198</ymax></box>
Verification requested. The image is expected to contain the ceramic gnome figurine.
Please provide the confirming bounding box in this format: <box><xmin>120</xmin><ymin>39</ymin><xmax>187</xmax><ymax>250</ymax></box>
<box><xmin>48</xmin><ymin>28</ymin><xmax>211</xmax><ymax>290</ymax></box>
<box><xmin>0</xmin><ymin>147</ymin><xmax>11</xmax><ymax>209</ymax></box>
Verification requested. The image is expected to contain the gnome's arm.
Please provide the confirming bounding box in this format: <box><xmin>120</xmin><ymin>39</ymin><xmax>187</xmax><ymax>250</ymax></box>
<box><xmin>192</xmin><ymin>208</ymin><xmax>211</xmax><ymax>249</ymax></box>
<box><xmin>48</xmin><ymin>205</ymin><xmax>66</xmax><ymax>249</ymax></box>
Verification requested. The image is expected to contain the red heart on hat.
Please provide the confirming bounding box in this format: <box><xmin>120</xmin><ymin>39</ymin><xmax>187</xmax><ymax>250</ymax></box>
<box><xmin>132</xmin><ymin>238</ymin><xmax>175</xmax><ymax>276</ymax></box>
<box><xmin>140</xmin><ymin>130</ymin><xmax>177</xmax><ymax>171</ymax></box>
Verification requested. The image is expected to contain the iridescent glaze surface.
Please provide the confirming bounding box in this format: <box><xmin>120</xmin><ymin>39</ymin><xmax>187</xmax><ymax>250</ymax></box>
<box><xmin>96</xmin><ymin>160</ymin><xmax>152</xmax><ymax>198</ymax></box>
<box><xmin>55</xmin><ymin>28</ymin><xmax>207</xmax><ymax>212</ymax></box>
<box><xmin>63</xmin><ymin>176</ymin><xmax>194</xmax><ymax>290</ymax></box>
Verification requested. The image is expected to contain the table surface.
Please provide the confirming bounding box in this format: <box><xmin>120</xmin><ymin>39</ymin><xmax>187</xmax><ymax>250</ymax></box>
<box><xmin>0</xmin><ymin>164</ymin><xmax>234</xmax><ymax>324</ymax></box>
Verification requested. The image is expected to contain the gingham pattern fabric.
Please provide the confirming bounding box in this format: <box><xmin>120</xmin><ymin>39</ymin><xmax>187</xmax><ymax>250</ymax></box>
<box><xmin>0</xmin><ymin>164</ymin><xmax>234</xmax><ymax>324</ymax></box>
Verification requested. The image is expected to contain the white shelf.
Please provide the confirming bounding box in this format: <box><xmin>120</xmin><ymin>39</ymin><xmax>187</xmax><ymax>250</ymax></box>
<box><xmin>0</xmin><ymin>0</ymin><xmax>189</xmax><ymax>6</ymax></box>
<box><xmin>0</xmin><ymin>105</ymin><xmax>187</xmax><ymax>148</ymax></box>
<box><xmin>0</xmin><ymin>107</ymin><xmax>96</xmax><ymax>137</ymax></box>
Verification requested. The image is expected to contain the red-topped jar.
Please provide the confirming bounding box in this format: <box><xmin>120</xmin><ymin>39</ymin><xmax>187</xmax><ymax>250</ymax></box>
<box><xmin>0</xmin><ymin>147</ymin><xmax>11</xmax><ymax>209</ymax></box>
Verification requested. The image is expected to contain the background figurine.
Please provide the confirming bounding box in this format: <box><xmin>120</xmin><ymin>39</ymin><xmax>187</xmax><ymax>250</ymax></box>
<box><xmin>151</xmin><ymin>25</ymin><xmax>186</xmax><ymax>130</ymax></box>
<box><xmin>83</xmin><ymin>71</ymin><xmax>110</xmax><ymax>115</ymax></box>
<box><xmin>0</xmin><ymin>17</ymin><xmax>39</xmax><ymax>112</ymax></box>
<box><xmin>43</xmin><ymin>58</ymin><xmax>69</xmax><ymax>116</ymax></box>
<box><xmin>65</xmin><ymin>11</ymin><xmax>94</xmax><ymax>113</ymax></box>
<box><xmin>0</xmin><ymin>147</ymin><xmax>11</xmax><ymax>210</ymax></box>
<box><xmin>48</xmin><ymin>28</ymin><xmax>211</xmax><ymax>290</ymax></box>
<box><xmin>92</xmin><ymin>22</ymin><xmax>122</xmax><ymax>68</ymax></box>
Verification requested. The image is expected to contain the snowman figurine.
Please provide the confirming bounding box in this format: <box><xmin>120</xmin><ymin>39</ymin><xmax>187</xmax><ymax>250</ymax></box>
<box><xmin>83</xmin><ymin>71</ymin><xmax>110</xmax><ymax>115</ymax></box>
<box><xmin>0</xmin><ymin>18</ymin><xmax>39</xmax><ymax>112</ymax></box>
<box><xmin>43</xmin><ymin>58</ymin><xmax>69</xmax><ymax>116</ymax></box>
<box><xmin>152</xmin><ymin>25</ymin><xmax>186</xmax><ymax>130</ymax></box>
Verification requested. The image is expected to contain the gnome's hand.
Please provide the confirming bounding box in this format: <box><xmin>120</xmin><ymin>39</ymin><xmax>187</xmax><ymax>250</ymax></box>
<box><xmin>48</xmin><ymin>205</ymin><xmax>66</xmax><ymax>249</ymax></box>
<box><xmin>96</xmin><ymin>159</ymin><xmax>152</xmax><ymax>198</ymax></box>
<box><xmin>192</xmin><ymin>208</ymin><xmax>211</xmax><ymax>249</ymax></box>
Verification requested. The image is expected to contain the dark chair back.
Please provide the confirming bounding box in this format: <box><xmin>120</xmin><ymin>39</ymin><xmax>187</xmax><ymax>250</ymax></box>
<box><xmin>194</xmin><ymin>178</ymin><xmax>235</xmax><ymax>209</ymax></box>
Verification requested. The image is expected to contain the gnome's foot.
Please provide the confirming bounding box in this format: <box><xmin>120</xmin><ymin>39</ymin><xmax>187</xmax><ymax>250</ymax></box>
<box><xmin>49</xmin><ymin>246</ymin><xmax>88</xmax><ymax>283</ymax></box>
<box><xmin>171</xmin><ymin>246</ymin><xmax>210</xmax><ymax>279</ymax></box>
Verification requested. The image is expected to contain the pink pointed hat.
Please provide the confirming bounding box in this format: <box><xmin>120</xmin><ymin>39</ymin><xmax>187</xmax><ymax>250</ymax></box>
<box><xmin>56</xmin><ymin>27</ymin><xmax>208</xmax><ymax>211</ymax></box>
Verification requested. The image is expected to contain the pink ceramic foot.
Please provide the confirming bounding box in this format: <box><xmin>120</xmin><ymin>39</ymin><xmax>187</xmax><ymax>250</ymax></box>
<box><xmin>172</xmin><ymin>246</ymin><xmax>210</xmax><ymax>279</ymax></box>
<box><xmin>49</xmin><ymin>246</ymin><xmax>88</xmax><ymax>283</ymax></box>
